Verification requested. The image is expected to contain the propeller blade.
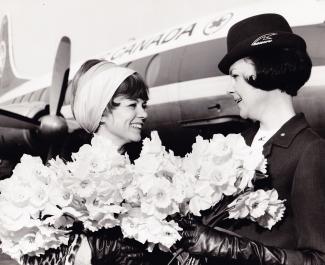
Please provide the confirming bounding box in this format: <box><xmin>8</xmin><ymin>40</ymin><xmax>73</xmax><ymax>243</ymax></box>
<box><xmin>0</xmin><ymin>108</ymin><xmax>40</xmax><ymax>129</ymax></box>
<box><xmin>50</xmin><ymin>36</ymin><xmax>71</xmax><ymax>116</ymax></box>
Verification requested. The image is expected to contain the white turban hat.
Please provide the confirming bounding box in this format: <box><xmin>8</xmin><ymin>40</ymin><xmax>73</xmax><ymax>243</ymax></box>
<box><xmin>72</xmin><ymin>61</ymin><xmax>135</xmax><ymax>133</ymax></box>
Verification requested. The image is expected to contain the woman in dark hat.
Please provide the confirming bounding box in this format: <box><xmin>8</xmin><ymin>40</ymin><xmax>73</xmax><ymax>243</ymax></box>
<box><xmin>176</xmin><ymin>13</ymin><xmax>325</xmax><ymax>265</ymax></box>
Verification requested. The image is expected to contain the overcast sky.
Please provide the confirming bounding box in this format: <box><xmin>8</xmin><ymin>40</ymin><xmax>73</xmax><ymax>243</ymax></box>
<box><xmin>0</xmin><ymin>0</ymin><xmax>257</xmax><ymax>77</ymax></box>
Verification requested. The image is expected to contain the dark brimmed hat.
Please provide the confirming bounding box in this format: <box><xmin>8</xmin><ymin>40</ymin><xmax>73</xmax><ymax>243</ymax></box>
<box><xmin>218</xmin><ymin>13</ymin><xmax>307</xmax><ymax>74</ymax></box>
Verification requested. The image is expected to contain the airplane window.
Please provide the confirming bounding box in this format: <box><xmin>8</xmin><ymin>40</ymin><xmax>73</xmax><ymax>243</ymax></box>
<box><xmin>122</xmin><ymin>47</ymin><xmax>184</xmax><ymax>88</ymax></box>
<box><xmin>126</xmin><ymin>57</ymin><xmax>151</xmax><ymax>83</ymax></box>
<box><xmin>126</xmin><ymin>40</ymin><xmax>219</xmax><ymax>87</ymax></box>
<box><xmin>179</xmin><ymin>38</ymin><xmax>225</xmax><ymax>82</ymax></box>
<box><xmin>145</xmin><ymin>54</ymin><xmax>161</xmax><ymax>87</ymax></box>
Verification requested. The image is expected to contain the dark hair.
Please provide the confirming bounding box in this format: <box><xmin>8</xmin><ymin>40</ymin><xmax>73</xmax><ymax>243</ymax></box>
<box><xmin>70</xmin><ymin>59</ymin><xmax>149</xmax><ymax>116</ymax></box>
<box><xmin>105</xmin><ymin>72</ymin><xmax>149</xmax><ymax>112</ymax></box>
<box><xmin>246</xmin><ymin>48</ymin><xmax>312</xmax><ymax>96</ymax></box>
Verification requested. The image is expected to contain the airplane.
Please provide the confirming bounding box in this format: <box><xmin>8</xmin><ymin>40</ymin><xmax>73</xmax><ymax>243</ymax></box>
<box><xmin>0</xmin><ymin>0</ymin><xmax>324</xmax><ymax>167</ymax></box>
<box><xmin>0</xmin><ymin>17</ymin><xmax>72</xmax><ymax>171</ymax></box>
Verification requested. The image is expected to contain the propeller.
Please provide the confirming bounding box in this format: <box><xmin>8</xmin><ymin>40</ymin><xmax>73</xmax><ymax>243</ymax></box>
<box><xmin>50</xmin><ymin>36</ymin><xmax>70</xmax><ymax>116</ymax></box>
<box><xmin>0</xmin><ymin>108</ymin><xmax>40</xmax><ymax>129</ymax></box>
<box><xmin>40</xmin><ymin>36</ymin><xmax>70</xmax><ymax>141</ymax></box>
<box><xmin>0</xmin><ymin>36</ymin><xmax>72</xmax><ymax>161</ymax></box>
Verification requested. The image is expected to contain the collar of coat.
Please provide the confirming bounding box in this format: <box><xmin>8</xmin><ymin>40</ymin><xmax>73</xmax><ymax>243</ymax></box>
<box><xmin>247</xmin><ymin>113</ymin><xmax>309</xmax><ymax>157</ymax></box>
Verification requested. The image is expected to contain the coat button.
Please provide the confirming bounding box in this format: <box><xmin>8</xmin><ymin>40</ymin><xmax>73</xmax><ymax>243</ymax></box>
<box><xmin>280</xmin><ymin>133</ymin><xmax>285</xmax><ymax>136</ymax></box>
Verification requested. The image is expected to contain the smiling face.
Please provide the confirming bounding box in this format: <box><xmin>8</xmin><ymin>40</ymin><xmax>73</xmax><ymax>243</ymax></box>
<box><xmin>99</xmin><ymin>96</ymin><xmax>148</xmax><ymax>147</ymax></box>
<box><xmin>228</xmin><ymin>58</ymin><xmax>268</xmax><ymax>121</ymax></box>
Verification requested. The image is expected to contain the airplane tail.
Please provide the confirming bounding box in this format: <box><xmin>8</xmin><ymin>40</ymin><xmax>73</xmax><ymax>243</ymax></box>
<box><xmin>0</xmin><ymin>15</ymin><xmax>28</xmax><ymax>91</ymax></box>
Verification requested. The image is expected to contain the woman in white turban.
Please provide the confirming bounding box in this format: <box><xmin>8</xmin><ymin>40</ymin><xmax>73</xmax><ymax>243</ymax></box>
<box><xmin>69</xmin><ymin>59</ymin><xmax>150</xmax><ymax>265</ymax></box>
<box><xmin>71</xmin><ymin>59</ymin><xmax>148</xmax><ymax>152</ymax></box>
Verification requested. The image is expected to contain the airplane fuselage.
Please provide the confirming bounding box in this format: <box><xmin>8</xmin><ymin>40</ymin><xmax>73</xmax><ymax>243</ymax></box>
<box><xmin>0</xmin><ymin>0</ymin><xmax>325</xmax><ymax>156</ymax></box>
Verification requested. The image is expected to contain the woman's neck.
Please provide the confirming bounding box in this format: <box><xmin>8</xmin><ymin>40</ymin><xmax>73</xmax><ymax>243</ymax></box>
<box><xmin>258</xmin><ymin>90</ymin><xmax>296</xmax><ymax>132</ymax></box>
<box><xmin>94</xmin><ymin>129</ymin><xmax>124</xmax><ymax>154</ymax></box>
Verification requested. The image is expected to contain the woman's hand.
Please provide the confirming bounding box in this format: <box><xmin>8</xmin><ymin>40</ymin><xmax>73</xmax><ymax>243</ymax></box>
<box><xmin>177</xmin><ymin>221</ymin><xmax>287</xmax><ymax>265</ymax></box>
<box><xmin>115</xmin><ymin>238</ymin><xmax>147</xmax><ymax>265</ymax></box>
<box><xmin>87</xmin><ymin>231</ymin><xmax>148</xmax><ymax>265</ymax></box>
<box><xmin>178</xmin><ymin>223</ymin><xmax>221</xmax><ymax>254</ymax></box>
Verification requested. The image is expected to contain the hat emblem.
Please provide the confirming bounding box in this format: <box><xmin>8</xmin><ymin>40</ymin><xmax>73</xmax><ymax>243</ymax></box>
<box><xmin>251</xmin><ymin>33</ymin><xmax>278</xmax><ymax>46</ymax></box>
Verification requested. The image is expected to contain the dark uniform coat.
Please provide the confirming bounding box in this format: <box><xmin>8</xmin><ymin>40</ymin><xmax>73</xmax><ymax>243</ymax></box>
<box><xmin>205</xmin><ymin>113</ymin><xmax>325</xmax><ymax>264</ymax></box>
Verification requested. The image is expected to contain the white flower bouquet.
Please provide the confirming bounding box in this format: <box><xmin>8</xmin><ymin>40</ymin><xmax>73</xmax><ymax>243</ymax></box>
<box><xmin>49</xmin><ymin>135</ymin><xmax>131</xmax><ymax>232</ymax></box>
<box><xmin>179</xmin><ymin>133</ymin><xmax>285</xmax><ymax>229</ymax></box>
<box><xmin>0</xmin><ymin>135</ymin><xmax>132</xmax><ymax>263</ymax></box>
<box><xmin>120</xmin><ymin>132</ymin><xmax>285</xmax><ymax>252</ymax></box>
<box><xmin>0</xmin><ymin>155</ymin><xmax>70</xmax><ymax>261</ymax></box>
<box><xmin>0</xmin><ymin>131</ymin><xmax>286</xmax><ymax>264</ymax></box>
<box><xmin>120</xmin><ymin>131</ymin><xmax>185</xmax><ymax>251</ymax></box>
<box><xmin>228</xmin><ymin>189</ymin><xmax>286</xmax><ymax>230</ymax></box>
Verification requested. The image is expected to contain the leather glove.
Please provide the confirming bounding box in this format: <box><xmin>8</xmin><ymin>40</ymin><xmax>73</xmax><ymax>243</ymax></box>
<box><xmin>87</xmin><ymin>228</ymin><xmax>148</xmax><ymax>265</ymax></box>
<box><xmin>179</xmin><ymin>224</ymin><xmax>288</xmax><ymax>265</ymax></box>
<box><xmin>114</xmin><ymin>238</ymin><xmax>148</xmax><ymax>265</ymax></box>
